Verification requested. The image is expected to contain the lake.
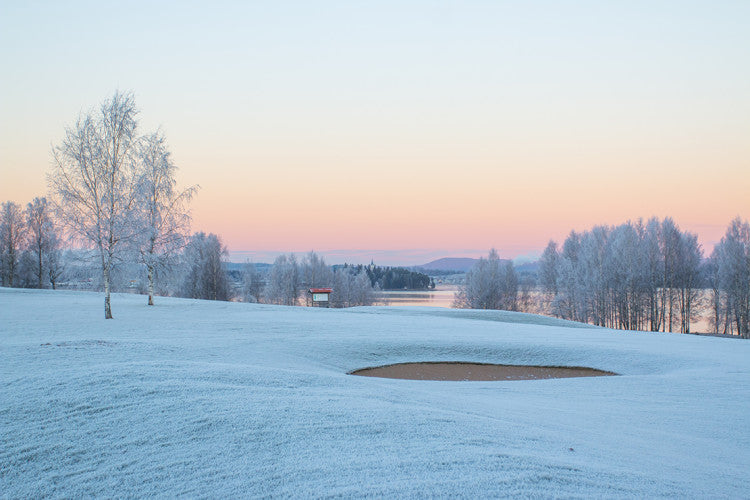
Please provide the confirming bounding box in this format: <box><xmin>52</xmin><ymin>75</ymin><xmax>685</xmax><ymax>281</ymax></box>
<box><xmin>374</xmin><ymin>286</ymin><xmax>717</xmax><ymax>335</ymax></box>
<box><xmin>376</xmin><ymin>286</ymin><xmax>458</xmax><ymax>308</ymax></box>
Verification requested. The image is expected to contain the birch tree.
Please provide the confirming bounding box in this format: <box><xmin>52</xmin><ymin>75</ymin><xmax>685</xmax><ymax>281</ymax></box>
<box><xmin>45</xmin><ymin>242</ymin><xmax>65</xmax><ymax>290</ymax></box>
<box><xmin>0</xmin><ymin>201</ymin><xmax>25</xmax><ymax>287</ymax></box>
<box><xmin>265</xmin><ymin>254</ymin><xmax>300</xmax><ymax>305</ymax></box>
<box><xmin>178</xmin><ymin>232</ymin><xmax>230</xmax><ymax>301</ymax></box>
<box><xmin>330</xmin><ymin>267</ymin><xmax>352</xmax><ymax>307</ymax></box>
<box><xmin>241</xmin><ymin>262</ymin><xmax>264</xmax><ymax>303</ymax></box>
<box><xmin>580</xmin><ymin>226</ymin><xmax>608</xmax><ymax>326</ymax></box>
<box><xmin>553</xmin><ymin>232</ymin><xmax>584</xmax><ymax>321</ymax></box>
<box><xmin>350</xmin><ymin>270</ymin><xmax>375</xmax><ymax>306</ymax></box>
<box><xmin>542</xmin><ymin>218</ymin><xmax>704</xmax><ymax>332</ymax></box>
<box><xmin>301</xmin><ymin>251</ymin><xmax>332</xmax><ymax>288</ymax></box>
<box><xmin>330</xmin><ymin>268</ymin><xmax>375</xmax><ymax>307</ymax></box>
<box><xmin>674</xmin><ymin>232</ymin><xmax>702</xmax><ymax>333</ymax></box>
<box><xmin>24</xmin><ymin>197</ymin><xmax>59</xmax><ymax>289</ymax></box>
<box><xmin>455</xmin><ymin>249</ymin><xmax>518</xmax><ymax>310</ymax></box>
<box><xmin>300</xmin><ymin>251</ymin><xmax>332</xmax><ymax>305</ymax></box>
<box><xmin>49</xmin><ymin>91</ymin><xmax>141</xmax><ymax>318</ymax></box>
<box><xmin>714</xmin><ymin>217</ymin><xmax>750</xmax><ymax>337</ymax></box>
<box><xmin>539</xmin><ymin>240</ymin><xmax>559</xmax><ymax>297</ymax></box>
<box><xmin>135</xmin><ymin>131</ymin><xmax>196</xmax><ymax>305</ymax></box>
<box><xmin>644</xmin><ymin>218</ymin><xmax>663</xmax><ymax>331</ymax></box>
<box><xmin>660</xmin><ymin>218</ymin><xmax>681</xmax><ymax>332</ymax></box>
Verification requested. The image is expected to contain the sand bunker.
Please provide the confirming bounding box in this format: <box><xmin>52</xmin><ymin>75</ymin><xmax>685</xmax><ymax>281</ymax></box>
<box><xmin>350</xmin><ymin>362</ymin><xmax>616</xmax><ymax>381</ymax></box>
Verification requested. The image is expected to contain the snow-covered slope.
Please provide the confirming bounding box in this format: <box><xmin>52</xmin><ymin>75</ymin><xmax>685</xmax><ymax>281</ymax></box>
<box><xmin>2</xmin><ymin>289</ymin><xmax>749</xmax><ymax>497</ymax></box>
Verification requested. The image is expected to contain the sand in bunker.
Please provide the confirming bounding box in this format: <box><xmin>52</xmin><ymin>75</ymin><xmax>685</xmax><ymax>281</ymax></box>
<box><xmin>350</xmin><ymin>362</ymin><xmax>616</xmax><ymax>381</ymax></box>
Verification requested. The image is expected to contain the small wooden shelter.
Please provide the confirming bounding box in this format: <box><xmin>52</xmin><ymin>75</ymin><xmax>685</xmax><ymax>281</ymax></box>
<box><xmin>308</xmin><ymin>288</ymin><xmax>332</xmax><ymax>307</ymax></box>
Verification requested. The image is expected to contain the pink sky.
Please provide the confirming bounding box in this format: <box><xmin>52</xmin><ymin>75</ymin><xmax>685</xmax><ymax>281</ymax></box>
<box><xmin>1</xmin><ymin>2</ymin><xmax>748</xmax><ymax>265</ymax></box>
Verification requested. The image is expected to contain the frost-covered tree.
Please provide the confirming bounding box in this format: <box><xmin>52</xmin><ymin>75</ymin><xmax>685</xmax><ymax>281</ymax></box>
<box><xmin>712</xmin><ymin>217</ymin><xmax>750</xmax><ymax>337</ymax></box>
<box><xmin>579</xmin><ymin>226</ymin><xmax>608</xmax><ymax>326</ymax></box>
<box><xmin>300</xmin><ymin>251</ymin><xmax>333</xmax><ymax>305</ymax></box>
<box><xmin>350</xmin><ymin>270</ymin><xmax>375</xmax><ymax>306</ymax></box>
<box><xmin>135</xmin><ymin>131</ymin><xmax>196</xmax><ymax>305</ymax></box>
<box><xmin>455</xmin><ymin>249</ymin><xmax>517</xmax><ymax>310</ymax></box>
<box><xmin>644</xmin><ymin>218</ymin><xmax>664</xmax><ymax>331</ymax></box>
<box><xmin>538</xmin><ymin>240</ymin><xmax>559</xmax><ymax>297</ymax></box>
<box><xmin>301</xmin><ymin>251</ymin><xmax>332</xmax><ymax>288</ymax></box>
<box><xmin>265</xmin><ymin>254</ymin><xmax>300</xmax><ymax>305</ymax></box>
<box><xmin>553</xmin><ymin>232</ymin><xmax>584</xmax><ymax>321</ymax></box>
<box><xmin>330</xmin><ymin>268</ymin><xmax>351</xmax><ymax>308</ymax></box>
<box><xmin>499</xmin><ymin>260</ymin><xmax>518</xmax><ymax>311</ymax></box>
<box><xmin>49</xmin><ymin>91</ymin><xmax>141</xmax><ymax>318</ymax></box>
<box><xmin>659</xmin><ymin>218</ymin><xmax>682</xmax><ymax>332</ymax></box>
<box><xmin>240</xmin><ymin>262</ymin><xmax>264</xmax><ymax>303</ymax></box>
<box><xmin>705</xmin><ymin>254</ymin><xmax>723</xmax><ymax>334</ymax></box>
<box><xmin>16</xmin><ymin>250</ymin><xmax>38</xmax><ymax>288</ymax></box>
<box><xmin>330</xmin><ymin>268</ymin><xmax>375</xmax><ymax>307</ymax></box>
<box><xmin>544</xmin><ymin>218</ymin><xmax>704</xmax><ymax>332</ymax></box>
<box><xmin>1</xmin><ymin>201</ymin><xmax>25</xmax><ymax>287</ymax></box>
<box><xmin>179</xmin><ymin>232</ymin><xmax>230</xmax><ymax>301</ymax></box>
<box><xmin>605</xmin><ymin>222</ymin><xmax>640</xmax><ymax>329</ymax></box>
<box><xmin>24</xmin><ymin>197</ymin><xmax>59</xmax><ymax>289</ymax></box>
<box><xmin>674</xmin><ymin>232</ymin><xmax>702</xmax><ymax>333</ymax></box>
<box><xmin>517</xmin><ymin>273</ymin><xmax>536</xmax><ymax>314</ymax></box>
<box><xmin>45</xmin><ymin>240</ymin><xmax>65</xmax><ymax>290</ymax></box>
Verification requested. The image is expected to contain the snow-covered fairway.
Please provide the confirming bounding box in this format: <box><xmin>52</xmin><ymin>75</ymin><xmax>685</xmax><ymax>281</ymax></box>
<box><xmin>2</xmin><ymin>289</ymin><xmax>749</xmax><ymax>498</ymax></box>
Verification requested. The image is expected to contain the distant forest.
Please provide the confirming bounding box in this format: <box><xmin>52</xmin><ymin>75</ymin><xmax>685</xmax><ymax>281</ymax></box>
<box><xmin>456</xmin><ymin>217</ymin><xmax>750</xmax><ymax>338</ymax></box>
<box><xmin>4</xmin><ymin>92</ymin><xmax>746</xmax><ymax>335</ymax></box>
<box><xmin>337</xmin><ymin>264</ymin><xmax>434</xmax><ymax>290</ymax></box>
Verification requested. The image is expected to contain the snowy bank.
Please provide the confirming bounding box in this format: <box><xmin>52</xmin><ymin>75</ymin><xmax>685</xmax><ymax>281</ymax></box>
<box><xmin>1</xmin><ymin>288</ymin><xmax>749</xmax><ymax>497</ymax></box>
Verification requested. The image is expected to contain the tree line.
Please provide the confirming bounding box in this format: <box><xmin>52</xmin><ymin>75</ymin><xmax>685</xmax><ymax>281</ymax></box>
<box><xmin>1</xmin><ymin>198</ymin><xmax>64</xmax><ymax>289</ymax></box>
<box><xmin>46</xmin><ymin>91</ymin><xmax>197</xmax><ymax>317</ymax></box>
<box><xmin>337</xmin><ymin>263</ymin><xmax>433</xmax><ymax>290</ymax></box>
<box><xmin>258</xmin><ymin>252</ymin><xmax>375</xmax><ymax>307</ymax></box>
<box><xmin>0</xmin><ymin>91</ymin><xmax>203</xmax><ymax>318</ymax></box>
<box><xmin>1</xmin><ymin>93</ymin><xmax>380</xmax><ymax>314</ymax></box>
<box><xmin>457</xmin><ymin>217</ymin><xmax>750</xmax><ymax>337</ymax></box>
<box><xmin>151</xmin><ymin>248</ymin><xmax>377</xmax><ymax>307</ymax></box>
<box><xmin>3</xmin><ymin>91</ymin><xmax>747</xmax><ymax>332</ymax></box>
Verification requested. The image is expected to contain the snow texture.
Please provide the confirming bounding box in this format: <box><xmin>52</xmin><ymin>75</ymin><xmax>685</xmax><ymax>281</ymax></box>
<box><xmin>1</xmin><ymin>288</ymin><xmax>749</xmax><ymax>498</ymax></box>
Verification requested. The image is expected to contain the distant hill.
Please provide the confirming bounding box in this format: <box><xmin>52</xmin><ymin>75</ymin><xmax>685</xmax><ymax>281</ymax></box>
<box><xmin>417</xmin><ymin>257</ymin><xmax>540</xmax><ymax>275</ymax></box>
<box><xmin>225</xmin><ymin>262</ymin><xmax>272</xmax><ymax>273</ymax></box>
<box><xmin>515</xmin><ymin>261</ymin><xmax>539</xmax><ymax>274</ymax></box>
<box><xmin>416</xmin><ymin>258</ymin><xmax>479</xmax><ymax>273</ymax></box>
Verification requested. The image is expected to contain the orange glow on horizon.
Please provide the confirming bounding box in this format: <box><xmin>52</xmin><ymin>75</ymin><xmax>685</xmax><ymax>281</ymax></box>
<box><xmin>1</xmin><ymin>2</ymin><xmax>748</xmax><ymax>263</ymax></box>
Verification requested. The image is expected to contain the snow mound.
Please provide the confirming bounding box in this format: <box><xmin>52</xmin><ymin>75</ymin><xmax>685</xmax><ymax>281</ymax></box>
<box><xmin>2</xmin><ymin>288</ymin><xmax>749</xmax><ymax>497</ymax></box>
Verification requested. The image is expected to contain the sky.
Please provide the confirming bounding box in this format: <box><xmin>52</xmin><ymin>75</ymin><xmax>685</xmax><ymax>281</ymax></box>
<box><xmin>1</xmin><ymin>1</ymin><xmax>748</xmax><ymax>265</ymax></box>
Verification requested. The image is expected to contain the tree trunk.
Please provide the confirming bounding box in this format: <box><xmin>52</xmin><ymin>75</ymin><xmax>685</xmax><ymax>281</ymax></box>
<box><xmin>37</xmin><ymin>247</ymin><xmax>43</xmax><ymax>289</ymax></box>
<box><xmin>148</xmin><ymin>264</ymin><xmax>154</xmax><ymax>306</ymax></box>
<box><xmin>660</xmin><ymin>288</ymin><xmax>666</xmax><ymax>332</ymax></box>
<box><xmin>104</xmin><ymin>264</ymin><xmax>113</xmax><ymax>319</ymax></box>
<box><xmin>715</xmin><ymin>295</ymin><xmax>721</xmax><ymax>333</ymax></box>
<box><xmin>8</xmin><ymin>247</ymin><xmax>15</xmax><ymax>287</ymax></box>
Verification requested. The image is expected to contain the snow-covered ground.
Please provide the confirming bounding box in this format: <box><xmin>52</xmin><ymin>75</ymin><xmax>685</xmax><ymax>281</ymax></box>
<box><xmin>2</xmin><ymin>288</ymin><xmax>749</xmax><ymax>498</ymax></box>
